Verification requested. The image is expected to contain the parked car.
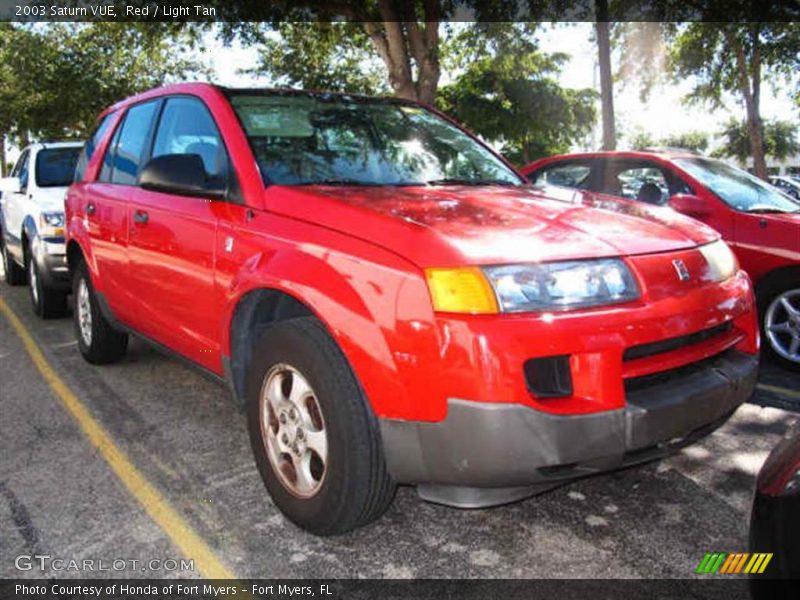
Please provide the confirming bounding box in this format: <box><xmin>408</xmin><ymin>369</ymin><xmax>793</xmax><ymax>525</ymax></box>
<box><xmin>770</xmin><ymin>175</ymin><xmax>800</xmax><ymax>201</ymax></box>
<box><xmin>0</xmin><ymin>142</ymin><xmax>83</xmax><ymax>317</ymax></box>
<box><xmin>66</xmin><ymin>84</ymin><xmax>759</xmax><ymax>535</ymax></box>
<box><xmin>749</xmin><ymin>421</ymin><xmax>800</xmax><ymax>592</ymax></box>
<box><xmin>523</xmin><ymin>152</ymin><xmax>800</xmax><ymax>371</ymax></box>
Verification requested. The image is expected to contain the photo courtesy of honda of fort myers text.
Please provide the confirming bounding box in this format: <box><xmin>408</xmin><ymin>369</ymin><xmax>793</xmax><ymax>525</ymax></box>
<box><xmin>0</xmin><ymin>0</ymin><xmax>799</xmax><ymax>599</ymax></box>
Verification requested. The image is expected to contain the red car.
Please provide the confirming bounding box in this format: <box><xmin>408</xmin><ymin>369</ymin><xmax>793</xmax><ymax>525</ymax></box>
<box><xmin>523</xmin><ymin>151</ymin><xmax>800</xmax><ymax>370</ymax></box>
<box><xmin>66</xmin><ymin>84</ymin><xmax>758</xmax><ymax>535</ymax></box>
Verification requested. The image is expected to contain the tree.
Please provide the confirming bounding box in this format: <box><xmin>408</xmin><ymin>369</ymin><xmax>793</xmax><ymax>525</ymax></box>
<box><xmin>437</xmin><ymin>24</ymin><xmax>597</xmax><ymax>165</ymax></box>
<box><xmin>0</xmin><ymin>23</ymin><xmax>204</xmax><ymax>173</ymax></box>
<box><xmin>660</xmin><ymin>131</ymin><xmax>709</xmax><ymax>152</ymax></box>
<box><xmin>242</xmin><ymin>22</ymin><xmax>388</xmax><ymax>95</ymax></box>
<box><xmin>713</xmin><ymin>118</ymin><xmax>799</xmax><ymax>164</ymax></box>
<box><xmin>595</xmin><ymin>0</ymin><xmax>616</xmax><ymax>150</ymax></box>
<box><xmin>667</xmin><ymin>23</ymin><xmax>800</xmax><ymax>179</ymax></box>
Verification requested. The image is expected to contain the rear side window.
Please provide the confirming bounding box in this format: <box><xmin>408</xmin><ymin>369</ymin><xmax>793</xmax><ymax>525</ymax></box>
<box><xmin>532</xmin><ymin>163</ymin><xmax>592</xmax><ymax>189</ymax></box>
<box><xmin>103</xmin><ymin>100</ymin><xmax>160</xmax><ymax>185</ymax></box>
<box><xmin>36</xmin><ymin>147</ymin><xmax>82</xmax><ymax>187</ymax></box>
<box><xmin>74</xmin><ymin>113</ymin><xmax>115</xmax><ymax>182</ymax></box>
<box><xmin>151</xmin><ymin>96</ymin><xmax>229</xmax><ymax>181</ymax></box>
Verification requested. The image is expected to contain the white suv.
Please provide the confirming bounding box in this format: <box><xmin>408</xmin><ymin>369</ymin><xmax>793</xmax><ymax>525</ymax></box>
<box><xmin>0</xmin><ymin>142</ymin><xmax>83</xmax><ymax>317</ymax></box>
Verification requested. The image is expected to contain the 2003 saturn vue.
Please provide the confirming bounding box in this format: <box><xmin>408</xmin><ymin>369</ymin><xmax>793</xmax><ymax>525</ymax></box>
<box><xmin>65</xmin><ymin>83</ymin><xmax>759</xmax><ymax>535</ymax></box>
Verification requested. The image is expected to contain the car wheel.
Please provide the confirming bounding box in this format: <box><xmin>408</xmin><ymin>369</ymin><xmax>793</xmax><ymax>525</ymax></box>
<box><xmin>28</xmin><ymin>251</ymin><xmax>67</xmax><ymax>318</ymax></box>
<box><xmin>246</xmin><ymin>317</ymin><xmax>396</xmax><ymax>535</ymax></box>
<box><xmin>760</xmin><ymin>283</ymin><xmax>800</xmax><ymax>372</ymax></box>
<box><xmin>2</xmin><ymin>237</ymin><xmax>26</xmax><ymax>285</ymax></box>
<box><xmin>72</xmin><ymin>259</ymin><xmax>128</xmax><ymax>365</ymax></box>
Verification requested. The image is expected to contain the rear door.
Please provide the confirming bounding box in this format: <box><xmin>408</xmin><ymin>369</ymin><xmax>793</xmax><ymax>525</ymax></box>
<box><xmin>83</xmin><ymin>100</ymin><xmax>162</xmax><ymax>322</ymax></box>
<box><xmin>127</xmin><ymin>95</ymin><xmax>231</xmax><ymax>371</ymax></box>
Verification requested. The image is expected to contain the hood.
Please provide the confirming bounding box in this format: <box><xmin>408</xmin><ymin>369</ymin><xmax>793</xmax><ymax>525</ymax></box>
<box><xmin>35</xmin><ymin>187</ymin><xmax>69</xmax><ymax>212</ymax></box>
<box><xmin>263</xmin><ymin>183</ymin><xmax>718</xmax><ymax>267</ymax></box>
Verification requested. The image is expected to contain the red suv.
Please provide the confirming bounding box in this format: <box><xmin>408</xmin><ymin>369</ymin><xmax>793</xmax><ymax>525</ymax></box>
<box><xmin>523</xmin><ymin>152</ymin><xmax>800</xmax><ymax>370</ymax></box>
<box><xmin>66</xmin><ymin>85</ymin><xmax>758</xmax><ymax>535</ymax></box>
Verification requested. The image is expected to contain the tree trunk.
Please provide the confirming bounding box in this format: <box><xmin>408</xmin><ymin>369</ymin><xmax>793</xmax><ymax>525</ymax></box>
<box><xmin>363</xmin><ymin>1</ymin><xmax>441</xmax><ymax>104</ymax></box>
<box><xmin>727</xmin><ymin>26</ymin><xmax>768</xmax><ymax>179</ymax></box>
<box><xmin>595</xmin><ymin>0</ymin><xmax>616</xmax><ymax>151</ymax></box>
<box><xmin>0</xmin><ymin>132</ymin><xmax>6</xmax><ymax>177</ymax></box>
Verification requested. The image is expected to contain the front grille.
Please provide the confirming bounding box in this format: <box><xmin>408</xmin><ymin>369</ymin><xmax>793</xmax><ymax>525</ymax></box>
<box><xmin>623</xmin><ymin>321</ymin><xmax>733</xmax><ymax>362</ymax></box>
<box><xmin>623</xmin><ymin>349</ymin><xmax>733</xmax><ymax>394</ymax></box>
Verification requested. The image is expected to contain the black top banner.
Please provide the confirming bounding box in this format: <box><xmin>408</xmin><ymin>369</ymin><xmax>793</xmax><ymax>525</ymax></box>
<box><xmin>1</xmin><ymin>0</ymin><xmax>799</xmax><ymax>22</ymax></box>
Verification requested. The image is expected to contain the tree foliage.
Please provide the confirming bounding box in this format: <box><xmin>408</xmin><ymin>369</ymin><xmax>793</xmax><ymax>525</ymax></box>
<box><xmin>0</xmin><ymin>23</ymin><xmax>204</xmax><ymax>143</ymax></box>
<box><xmin>713</xmin><ymin>118</ymin><xmax>799</xmax><ymax>163</ymax></box>
<box><xmin>628</xmin><ymin>130</ymin><xmax>709</xmax><ymax>153</ymax></box>
<box><xmin>437</xmin><ymin>24</ymin><xmax>597</xmax><ymax>165</ymax></box>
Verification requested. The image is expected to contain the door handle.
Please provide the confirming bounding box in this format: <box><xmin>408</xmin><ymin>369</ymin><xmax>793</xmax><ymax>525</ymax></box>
<box><xmin>86</xmin><ymin>203</ymin><xmax>96</xmax><ymax>216</ymax></box>
<box><xmin>133</xmin><ymin>210</ymin><xmax>149</xmax><ymax>224</ymax></box>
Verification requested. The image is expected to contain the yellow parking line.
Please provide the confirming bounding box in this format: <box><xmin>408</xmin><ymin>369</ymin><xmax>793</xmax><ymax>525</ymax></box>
<box><xmin>757</xmin><ymin>383</ymin><xmax>800</xmax><ymax>401</ymax></box>
<box><xmin>0</xmin><ymin>297</ymin><xmax>235</xmax><ymax>579</ymax></box>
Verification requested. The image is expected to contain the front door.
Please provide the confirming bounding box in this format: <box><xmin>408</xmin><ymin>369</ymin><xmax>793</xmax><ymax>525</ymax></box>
<box><xmin>127</xmin><ymin>95</ymin><xmax>232</xmax><ymax>371</ymax></box>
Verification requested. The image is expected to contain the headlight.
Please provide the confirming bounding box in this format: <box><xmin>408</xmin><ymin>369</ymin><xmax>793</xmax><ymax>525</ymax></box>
<box><xmin>40</xmin><ymin>211</ymin><xmax>65</xmax><ymax>229</ymax></box>
<box><xmin>483</xmin><ymin>259</ymin><xmax>640</xmax><ymax>313</ymax></box>
<box><xmin>699</xmin><ymin>240</ymin><xmax>738</xmax><ymax>282</ymax></box>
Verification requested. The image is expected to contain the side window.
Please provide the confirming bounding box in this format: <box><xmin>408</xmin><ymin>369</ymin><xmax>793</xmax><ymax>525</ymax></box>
<box><xmin>11</xmin><ymin>150</ymin><xmax>30</xmax><ymax>190</ymax></box>
<box><xmin>99</xmin><ymin>119</ymin><xmax>123</xmax><ymax>183</ymax></box>
<box><xmin>74</xmin><ymin>112</ymin><xmax>115</xmax><ymax>182</ymax></box>
<box><xmin>532</xmin><ymin>163</ymin><xmax>591</xmax><ymax>189</ymax></box>
<box><xmin>151</xmin><ymin>96</ymin><xmax>229</xmax><ymax>182</ymax></box>
<box><xmin>106</xmin><ymin>100</ymin><xmax>160</xmax><ymax>185</ymax></box>
<box><xmin>616</xmin><ymin>167</ymin><xmax>669</xmax><ymax>205</ymax></box>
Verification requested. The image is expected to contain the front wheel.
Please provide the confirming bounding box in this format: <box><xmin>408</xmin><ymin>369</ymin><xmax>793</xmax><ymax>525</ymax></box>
<box><xmin>246</xmin><ymin>317</ymin><xmax>396</xmax><ymax>535</ymax></box>
<box><xmin>28</xmin><ymin>253</ymin><xmax>67</xmax><ymax>318</ymax></box>
<box><xmin>761</xmin><ymin>284</ymin><xmax>800</xmax><ymax>372</ymax></box>
<box><xmin>72</xmin><ymin>260</ymin><xmax>128</xmax><ymax>365</ymax></box>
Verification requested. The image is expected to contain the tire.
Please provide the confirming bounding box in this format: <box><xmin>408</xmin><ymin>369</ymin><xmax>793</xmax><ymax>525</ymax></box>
<box><xmin>28</xmin><ymin>251</ymin><xmax>67</xmax><ymax>319</ymax></box>
<box><xmin>2</xmin><ymin>236</ymin><xmax>26</xmax><ymax>285</ymax></box>
<box><xmin>758</xmin><ymin>281</ymin><xmax>800</xmax><ymax>372</ymax></box>
<box><xmin>72</xmin><ymin>259</ymin><xmax>128</xmax><ymax>365</ymax></box>
<box><xmin>246</xmin><ymin>317</ymin><xmax>396</xmax><ymax>535</ymax></box>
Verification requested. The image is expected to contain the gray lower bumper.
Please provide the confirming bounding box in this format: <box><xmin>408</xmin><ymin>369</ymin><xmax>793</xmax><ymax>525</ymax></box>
<box><xmin>32</xmin><ymin>237</ymin><xmax>69</xmax><ymax>290</ymax></box>
<box><xmin>379</xmin><ymin>350</ymin><xmax>758</xmax><ymax>507</ymax></box>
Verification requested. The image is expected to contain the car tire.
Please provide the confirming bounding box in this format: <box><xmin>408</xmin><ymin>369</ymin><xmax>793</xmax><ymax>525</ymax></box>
<box><xmin>246</xmin><ymin>316</ymin><xmax>396</xmax><ymax>535</ymax></box>
<box><xmin>28</xmin><ymin>251</ymin><xmax>67</xmax><ymax>319</ymax></box>
<box><xmin>2</xmin><ymin>237</ymin><xmax>26</xmax><ymax>285</ymax></box>
<box><xmin>72</xmin><ymin>259</ymin><xmax>128</xmax><ymax>365</ymax></box>
<box><xmin>759</xmin><ymin>281</ymin><xmax>800</xmax><ymax>372</ymax></box>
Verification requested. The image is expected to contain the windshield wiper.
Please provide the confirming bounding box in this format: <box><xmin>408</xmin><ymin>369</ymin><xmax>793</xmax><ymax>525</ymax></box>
<box><xmin>746</xmin><ymin>207</ymin><xmax>799</xmax><ymax>214</ymax></box>
<box><xmin>295</xmin><ymin>179</ymin><xmax>374</xmax><ymax>186</ymax></box>
<box><xmin>423</xmin><ymin>178</ymin><xmax>518</xmax><ymax>186</ymax></box>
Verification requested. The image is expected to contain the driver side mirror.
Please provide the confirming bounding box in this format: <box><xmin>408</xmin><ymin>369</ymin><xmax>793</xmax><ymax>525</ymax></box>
<box><xmin>138</xmin><ymin>154</ymin><xmax>226</xmax><ymax>200</ymax></box>
<box><xmin>0</xmin><ymin>177</ymin><xmax>21</xmax><ymax>194</ymax></box>
<box><xmin>668</xmin><ymin>193</ymin><xmax>710</xmax><ymax>218</ymax></box>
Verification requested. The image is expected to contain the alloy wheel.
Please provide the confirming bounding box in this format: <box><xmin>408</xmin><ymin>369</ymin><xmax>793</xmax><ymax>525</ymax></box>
<box><xmin>29</xmin><ymin>259</ymin><xmax>39</xmax><ymax>304</ymax></box>
<box><xmin>260</xmin><ymin>364</ymin><xmax>328</xmax><ymax>498</ymax></box>
<box><xmin>765</xmin><ymin>289</ymin><xmax>800</xmax><ymax>364</ymax></box>
<box><xmin>77</xmin><ymin>278</ymin><xmax>93</xmax><ymax>347</ymax></box>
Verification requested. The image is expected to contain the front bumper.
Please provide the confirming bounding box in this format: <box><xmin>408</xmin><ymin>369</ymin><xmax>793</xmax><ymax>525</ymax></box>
<box><xmin>380</xmin><ymin>350</ymin><xmax>757</xmax><ymax>507</ymax></box>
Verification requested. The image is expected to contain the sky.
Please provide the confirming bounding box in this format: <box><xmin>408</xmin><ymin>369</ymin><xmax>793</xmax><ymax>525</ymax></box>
<box><xmin>197</xmin><ymin>22</ymin><xmax>799</xmax><ymax>153</ymax></box>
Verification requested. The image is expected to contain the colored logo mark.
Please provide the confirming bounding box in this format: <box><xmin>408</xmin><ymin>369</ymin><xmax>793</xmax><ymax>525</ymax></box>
<box><xmin>696</xmin><ymin>552</ymin><xmax>773</xmax><ymax>575</ymax></box>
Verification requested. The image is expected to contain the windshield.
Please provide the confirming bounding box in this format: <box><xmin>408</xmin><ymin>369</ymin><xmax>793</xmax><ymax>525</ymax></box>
<box><xmin>229</xmin><ymin>93</ymin><xmax>522</xmax><ymax>187</ymax></box>
<box><xmin>36</xmin><ymin>147</ymin><xmax>82</xmax><ymax>188</ymax></box>
<box><xmin>675</xmin><ymin>157</ymin><xmax>800</xmax><ymax>214</ymax></box>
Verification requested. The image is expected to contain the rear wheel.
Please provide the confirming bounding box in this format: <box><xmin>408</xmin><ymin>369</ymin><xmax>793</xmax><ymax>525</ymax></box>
<box><xmin>2</xmin><ymin>237</ymin><xmax>26</xmax><ymax>285</ymax></box>
<box><xmin>72</xmin><ymin>260</ymin><xmax>128</xmax><ymax>364</ymax></box>
<box><xmin>28</xmin><ymin>251</ymin><xmax>67</xmax><ymax>318</ymax></box>
<box><xmin>246</xmin><ymin>317</ymin><xmax>396</xmax><ymax>535</ymax></box>
<box><xmin>760</xmin><ymin>283</ymin><xmax>800</xmax><ymax>372</ymax></box>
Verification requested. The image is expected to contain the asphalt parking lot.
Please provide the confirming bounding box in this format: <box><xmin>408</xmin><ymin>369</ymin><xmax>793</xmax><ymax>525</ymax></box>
<box><xmin>1</xmin><ymin>276</ymin><xmax>798</xmax><ymax>583</ymax></box>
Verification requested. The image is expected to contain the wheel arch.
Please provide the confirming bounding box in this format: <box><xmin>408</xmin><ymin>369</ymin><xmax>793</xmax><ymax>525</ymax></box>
<box><xmin>754</xmin><ymin>265</ymin><xmax>800</xmax><ymax>301</ymax></box>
